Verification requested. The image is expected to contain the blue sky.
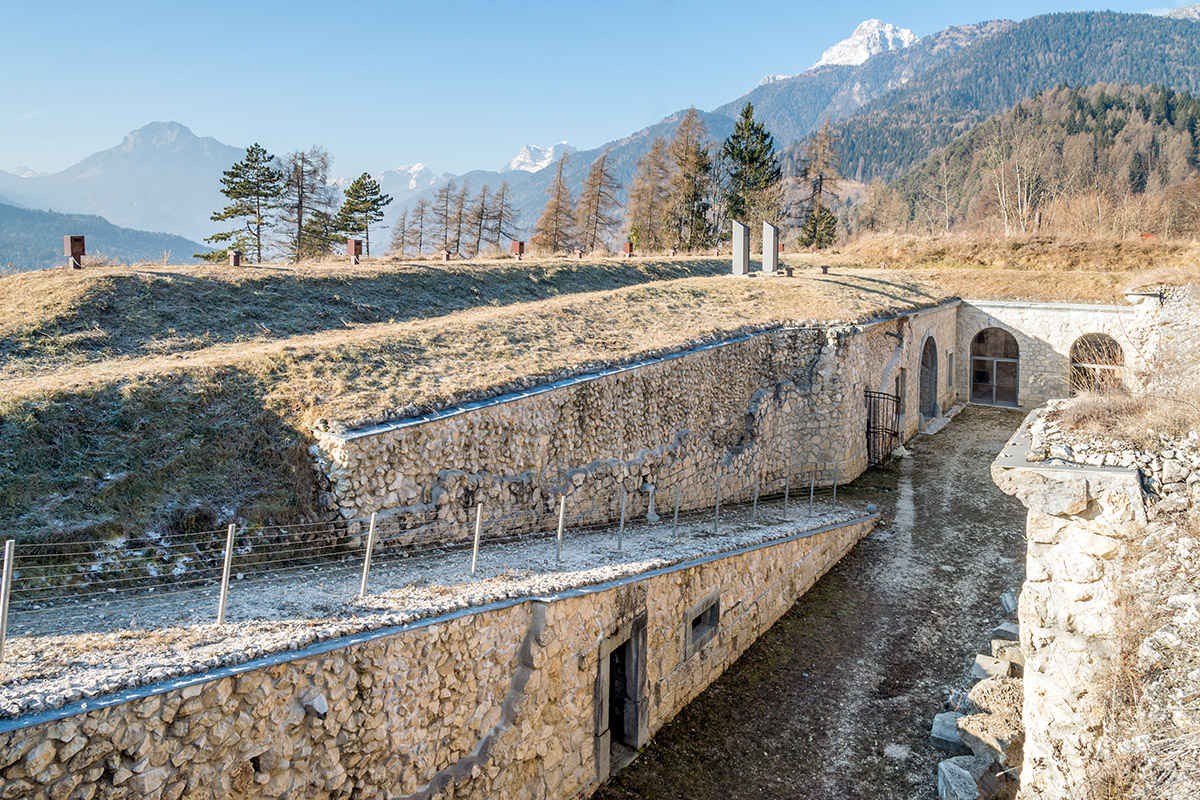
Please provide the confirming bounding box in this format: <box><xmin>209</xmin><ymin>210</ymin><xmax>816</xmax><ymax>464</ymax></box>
<box><xmin>0</xmin><ymin>0</ymin><xmax>1188</xmax><ymax>179</ymax></box>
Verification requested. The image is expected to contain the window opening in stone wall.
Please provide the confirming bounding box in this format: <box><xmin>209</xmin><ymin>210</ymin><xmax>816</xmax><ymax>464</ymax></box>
<box><xmin>970</xmin><ymin>328</ymin><xmax>1019</xmax><ymax>407</ymax></box>
<box><xmin>1069</xmin><ymin>333</ymin><xmax>1124</xmax><ymax>396</ymax></box>
<box><xmin>684</xmin><ymin>592</ymin><xmax>720</xmax><ymax>658</ymax></box>
<box><xmin>948</xmin><ymin>352</ymin><xmax>955</xmax><ymax>388</ymax></box>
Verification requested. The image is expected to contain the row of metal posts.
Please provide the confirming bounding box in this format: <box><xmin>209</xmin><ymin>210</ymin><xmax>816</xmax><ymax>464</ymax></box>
<box><xmin>0</xmin><ymin>465</ymin><xmax>841</xmax><ymax>658</ymax></box>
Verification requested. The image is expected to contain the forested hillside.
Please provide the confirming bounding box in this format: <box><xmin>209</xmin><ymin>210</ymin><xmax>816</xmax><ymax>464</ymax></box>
<box><xmin>809</xmin><ymin>12</ymin><xmax>1200</xmax><ymax>184</ymax></box>
<box><xmin>857</xmin><ymin>84</ymin><xmax>1200</xmax><ymax>238</ymax></box>
<box><xmin>0</xmin><ymin>203</ymin><xmax>203</xmax><ymax>271</ymax></box>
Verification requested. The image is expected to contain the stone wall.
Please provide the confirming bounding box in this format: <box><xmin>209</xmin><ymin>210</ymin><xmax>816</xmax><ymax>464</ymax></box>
<box><xmin>313</xmin><ymin>303</ymin><xmax>960</xmax><ymax>548</ymax></box>
<box><xmin>993</xmin><ymin>425</ymin><xmax>1148</xmax><ymax>798</ymax></box>
<box><xmin>957</xmin><ymin>300</ymin><xmax>1158</xmax><ymax>409</ymax></box>
<box><xmin>0</xmin><ymin>516</ymin><xmax>877</xmax><ymax>800</ymax></box>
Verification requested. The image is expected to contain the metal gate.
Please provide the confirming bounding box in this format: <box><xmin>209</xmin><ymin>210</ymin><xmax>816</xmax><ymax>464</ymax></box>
<box><xmin>865</xmin><ymin>389</ymin><xmax>900</xmax><ymax>466</ymax></box>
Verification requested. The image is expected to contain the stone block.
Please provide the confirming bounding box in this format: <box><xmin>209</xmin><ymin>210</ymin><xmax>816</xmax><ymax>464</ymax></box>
<box><xmin>957</xmin><ymin>712</ymin><xmax>1023</xmax><ymax>768</ymax></box>
<box><xmin>999</xmin><ymin>589</ymin><xmax>1019</xmax><ymax>616</ymax></box>
<box><xmin>938</xmin><ymin>755</ymin><xmax>989</xmax><ymax>800</ymax></box>
<box><xmin>731</xmin><ymin>221</ymin><xmax>749</xmax><ymax>275</ymax></box>
<box><xmin>970</xmin><ymin>654</ymin><xmax>1015</xmax><ymax>681</ymax></box>
<box><xmin>991</xmin><ymin>622</ymin><xmax>1019</xmax><ymax>641</ymax></box>
<box><xmin>990</xmin><ymin>640</ymin><xmax>1024</xmax><ymax>671</ymax></box>
<box><xmin>762</xmin><ymin>222</ymin><xmax>779</xmax><ymax>274</ymax></box>
<box><xmin>931</xmin><ymin>711</ymin><xmax>972</xmax><ymax>755</ymax></box>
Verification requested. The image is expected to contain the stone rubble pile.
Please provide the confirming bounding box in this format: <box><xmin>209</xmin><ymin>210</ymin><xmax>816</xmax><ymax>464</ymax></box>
<box><xmin>929</xmin><ymin>589</ymin><xmax>1024</xmax><ymax>800</ymax></box>
<box><xmin>1027</xmin><ymin>400</ymin><xmax>1200</xmax><ymax>515</ymax></box>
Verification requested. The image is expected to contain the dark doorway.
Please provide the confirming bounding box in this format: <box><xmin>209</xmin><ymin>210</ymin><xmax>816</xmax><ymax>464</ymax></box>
<box><xmin>609</xmin><ymin>640</ymin><xmax>635</xmax><ymax>750</ymax></box>
<box><xmin>919</xmin><ymin>337</ymin><xmax>939</xmax><ymax>421</ymax></box>
<box><xmin>970</xmin><ymin>328</ymin><xmax>1019</xmax><ymax>407</ymax></box>
<box><xmin>597</xmin><ymin>614</ymin><xmax>647</xmax><ymax>778</ymax></box>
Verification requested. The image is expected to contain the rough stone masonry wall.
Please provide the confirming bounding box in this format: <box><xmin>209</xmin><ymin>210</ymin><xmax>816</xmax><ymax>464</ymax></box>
<box><xmin>994</xmin><ymin>449</ymin><xmax>1148</xmax><ymax>798</ymax></box>
<box><xmin>0</xmin><ymin>516</ymin><xmax>876</xmax><ymax>800</ymax></box>
<box><xmin>313</xmin><ymin>303</ymin><xmax>959</xmax><ymax>549</ymax></box>
<box><xmin>958</xmin><ymin>300</ymin><xmax>1158</xmax><ymax>408</ymax></box>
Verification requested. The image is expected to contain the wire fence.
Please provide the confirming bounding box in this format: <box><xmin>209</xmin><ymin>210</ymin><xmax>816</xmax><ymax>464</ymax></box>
<box><xmin>0</xmin><ymin>453</ymin><xmax>865</xmax><ymax>658</ymax></box>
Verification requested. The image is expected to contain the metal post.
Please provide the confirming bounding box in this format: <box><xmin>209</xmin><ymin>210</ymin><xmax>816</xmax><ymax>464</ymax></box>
<box><xmin>832</xmin><ymin>469</ymin><xmax>839</xmax><ymax>511</ymax></box>
<box><xmin>672</xmin><ymin>486</ymin><xmax>681</xmax><ymax>538</ymax></box>
<box><xmin>0</xmin><ymin>540</ymin><xmax>13</xmax><ymax>663</ymax></box>
<box><xmin>471</xmin><ymin>504</ymin><xmax>483</xmax><ymax>575</ymax></box>
<box><xmin>809</xmin><ymin>472</ymin><xmax>816</xmax><ymax>516</ymax></box>
<box><xmin>751</xmin><ymin>477</ymin><xmax>760</xmax><ymax>524</ymax></box>
<box><xmin>358</xmin><ymin>512</ymin><xmax>378</xmax><ymax>598</ymax></box>
<box><xmin>556</xmin><ymin>496</ymin><xmax>566</xmax><ymax>562</ymax></box>
<box><xmin>784</xmin><ymin>474</ymin><xmax>791</xmax><ymax>514</ymax></box>
<box><xmin>714</xmin><ymin>477</ymin><xmax>722</xmax><ymax>536</ymax></box>
<box><xmin>617</xmin><ymin>490</ymin><xmax>627</xmax><ymax>551</ymax></box>
<box><xmin>217</xmin><ymin>524</ymin><xmax>235</xmax><ymax>625</ymax></box>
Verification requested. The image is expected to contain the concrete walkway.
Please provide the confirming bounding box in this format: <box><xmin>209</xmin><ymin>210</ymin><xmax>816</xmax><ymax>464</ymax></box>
<box><xmin>595</xmin><ymin>405</ymin><xmax>1028</xmax><ymax>800</ymax></box>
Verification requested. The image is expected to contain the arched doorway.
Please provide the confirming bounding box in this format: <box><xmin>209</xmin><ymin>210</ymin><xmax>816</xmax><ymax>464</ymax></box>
<box><xmin>1070</xmin><ymin>334</ymin><xmax>1124</xmax><ymax>395</ymax></box>
<box><xmin>919</xmin><ymin>337</ymin><xmax>939</xmax><ymax>420</ymax></box>
<box><xmin>971</xmin><ymin>328</ymin><xmax>1019</xmax><ymax>407</ymax></box>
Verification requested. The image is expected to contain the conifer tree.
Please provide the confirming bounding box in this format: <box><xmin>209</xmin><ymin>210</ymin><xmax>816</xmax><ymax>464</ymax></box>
<box><xmin>279</xmin><ymin>146</ymin><xmax>336</xmax><ymax>262</ymax></box>
<box><xmin>626</xmin><ymin>138</ymin><xmax>672</xmax><ymax>251</ymax></box>
<box><xmin>465</xmin><ymin>185</ymin><xmax>490</xmax><ymax>256</ymax></box>
<box><xmin>201</xmin><ymin>142</ymin><xmax>284</xmax><ymax>263</ymax></box>
<box><xmin>390</xmin><ymin>206</ymin><xmax>409</xmax><ymax>255</ymax></box>
<box><xmin>797</xmin><ymin>119</ymin><xmax>843</xmax><ymax>249</ymax></box>
<box><xmin>487</xmin><ymin>181</ymin><xmax>520</xmax><ymax>248</ymax></box>
<box><xmin>408</xmin><ymin>197</ymin><xmax>430</xmax><ymax>255</ymax></box>
<box><xmin>336</xmin><ymin>172</ymin><xmax>392</xmax><ymax>256</ymax></box>
<box><xmin>721</xmin><ymin>102</ymin><xmax>782</xmax><ymax>233</ymax></box>
<box><xmin>430</xmin><ymin>182</ymin><xmax>455</xmax><ymax>253</ymax></box>
<box><xmin>666</xmin><ymin>108</ymin><xmax>714</xmax><ymax>251</ymax></box>
<box><xmin>575</xmin><ymin>150</ymin><xmax>622</xmax><ymax>252</ymax></box>
<box><xmin>531</xmin><ymin>153</ymin><xmax>576</xmax><ymax>254</ymax></box>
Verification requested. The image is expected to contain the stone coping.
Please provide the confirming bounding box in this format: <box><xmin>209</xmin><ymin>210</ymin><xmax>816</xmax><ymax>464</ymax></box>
<box><xmin>0</xmin><ymin>513</ymin><xmax>877</xmax><ymax>735</ymax></box>
<box><xmin>963</xmin><ymin>298</ymin><xmax>1135</xmax><ymax>314</ymax></box>
<box><xmin>992</xmin><ymin>408</ymin><xmax>1135</xmax><ymax>477</ymax></box>
<box><xmin>325</xmin><ymin>298</ymin><xmax>964</xmax><ymax>442</ymax></box>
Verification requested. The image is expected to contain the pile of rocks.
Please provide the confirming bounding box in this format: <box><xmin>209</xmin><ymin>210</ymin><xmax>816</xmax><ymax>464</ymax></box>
<box><xmin>929</xmin><ymin>590</ymin><xmax>1024</xmax><ymax>800</ymax></box>
<box><xmin>1027</xmin><ymin>401</ymin><xmax>1200</xmax><ymax>515</ymax></box>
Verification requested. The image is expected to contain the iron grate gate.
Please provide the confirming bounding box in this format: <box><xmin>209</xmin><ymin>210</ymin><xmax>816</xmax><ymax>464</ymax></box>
<box><xmin>865</xmin><ymin>389</ymin><xmax>900</xmax><ymax>466</ymax></box>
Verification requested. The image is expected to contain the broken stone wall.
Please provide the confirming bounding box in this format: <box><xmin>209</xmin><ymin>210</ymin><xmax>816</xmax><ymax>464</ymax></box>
<box><xmin>993</xmin><ymin>458</ymin><xmax>1147</xmax><ymax>798</ymax></box>
<box><xmin>0</xmin><ymin>517</ymin><xmax>876</xmax><ymax>800</ymax></box>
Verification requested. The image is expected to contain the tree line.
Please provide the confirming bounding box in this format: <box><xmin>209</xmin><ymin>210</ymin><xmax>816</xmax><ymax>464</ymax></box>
<box><xmin>198</xmin><ymin>144</ymin><xmax>392</xmax><ymax>263</ymax></box>
<box><xmin>393</xmin><ymin>102</ymin><xmax>845</xmax><ymax>258</ymax></box>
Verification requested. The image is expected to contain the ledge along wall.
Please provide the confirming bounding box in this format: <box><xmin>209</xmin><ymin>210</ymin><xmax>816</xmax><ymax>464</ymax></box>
<box><xmin>313</xmin><ymin>301</ymin><xmax>960</xmax><ymax>549</ymax></box>
<box><xmin>957</xmin><ymin>298</ymin><xmax>1159</xmax><ymax>409</ymax></box>
<box><xmin>991</xmin><ymin>418</ymin><xmax>1148</xmax><ymax>799</ymax></box>
<box><xmin>0</xmin><ymin>515</ymin><xmax>877</xmax><ymax>800</ymax></box>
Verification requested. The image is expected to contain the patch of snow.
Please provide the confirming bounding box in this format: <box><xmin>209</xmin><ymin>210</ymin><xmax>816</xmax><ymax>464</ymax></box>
<box><xmin>503</xmin><ymin>142</ymin><xmax>573</xmax><ymax>173</ymax></box>
<box><xmin>812</xmin><ymin>19</ymin><xmax>918</xmax><ymax>69</ymax></box>
<box><xmin>1162</xmin><ymin>4</ymin><xmax>1200</xmax><ymax>21</ymax></box>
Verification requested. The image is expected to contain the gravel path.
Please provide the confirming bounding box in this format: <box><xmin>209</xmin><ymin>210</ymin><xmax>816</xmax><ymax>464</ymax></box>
<box><xmin>595</xmin><ymin>405</ymin><xmax>1028</xmax><ymax>800</ymax></box>
<box><xmin>0</xmin><ymin>499</ymin><xmax>859</xmax><ymax>720</ymax></box>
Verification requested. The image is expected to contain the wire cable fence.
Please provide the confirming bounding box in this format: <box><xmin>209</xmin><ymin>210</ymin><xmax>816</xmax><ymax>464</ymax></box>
<box><xmin>0</xmin><ymin>450</ymin><xmax>867</xmax><ymax>656</ymax></box>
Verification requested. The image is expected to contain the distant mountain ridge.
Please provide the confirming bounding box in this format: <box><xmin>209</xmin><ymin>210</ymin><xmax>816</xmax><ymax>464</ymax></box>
<box><xmin>0</xmin><ymin>202</ymin><xmax>204</xmax><ymax>271</ymax></box>
<box><xmin>813</xmin><ymin>19</ymin><xmax>918</xmax><ymax>69</ymax></box>
<box><xmin>503</xmin><ymin>142</ymin><xmax>573</xmax><ymax>173</ymax></box>
<box><xmin>0</xmin><ymin>122</ymin><xmax>243</xmax><ymax>243</ymax></box>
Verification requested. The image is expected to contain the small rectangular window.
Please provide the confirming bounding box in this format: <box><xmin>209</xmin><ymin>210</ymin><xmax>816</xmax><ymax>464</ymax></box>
<box><xmin>684</xmin><ymin>592</ymin><xmax>720</xmax><ymax>657</ymax></box>
<box><xmin>948</xmin><ymin>352</ymin><xmax>955</xmax><ymax>387</ymax></box>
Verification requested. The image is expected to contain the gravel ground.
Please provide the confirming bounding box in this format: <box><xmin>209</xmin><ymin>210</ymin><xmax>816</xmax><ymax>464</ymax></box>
<box><xmin>595</xmin><ymin>405</ymin><xmax>1029</xmax><ymax>800</ymax></box>
<box><xmin>0</xmin><ymin>499</ymin><xmax>860</xmax><ymax>720</ymax></box>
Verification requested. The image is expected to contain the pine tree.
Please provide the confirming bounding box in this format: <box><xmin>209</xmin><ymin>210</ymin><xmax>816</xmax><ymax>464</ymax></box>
<box><xmin>626</xmin><ymin>138</ymin><xmax>672</xmax><ymax>251</ymax></box>
<box><xmin>487</xmin><ymin>181</ymin><xmax>520</xmax><ymax>249</ymax></box>
<box><xmin>575</xmin><ymin>150</ymin><xmax>622</xmax><ymax>252</ymax></box>
<box><xmin>667</xmin><ymin>108</ymin><xmax>714</xmax><ymax>251</ymax></box>
<box><xmin>465</xmin><ymin>185</ymin><xmax>490</xmax><ymax>257</ymax></box>
<box><xmin>390</xmin><ymin>206</ymin><xmax>409</xmax><ymax>255</ymax></box>
<box><xmin>202</xmin><ymin>143</ymin><xmax>284</xmax><ymax>263</ymax></box>
<box><xmin>721</xmin><ymin>102</ymin><xmax>782</xmax><ymax>232</ymax></box>
<box><xmin>408</xmin><ymin>197</ymin><xmax>430</xmax><ymax>255</ymax></box>
<box><xmin>798</xmin><ymin>204</ymin><xmax>838</xmax><ymax>249</ymax></box>
<box><xmin>336</xmin><ymin>172</ymin><xmax>393</xmax><ymax>256</ymax></box>
<box><xmin>531</xmin><ymin>153</ymin><xmax>576</xmax><ymax>254</ymax></box>
<box><xmin>430</xmin><ymin>182</ymin><xmax>455</xmax><ymax>253</ymax></box>
<box><xmin>279</xmin><ymin>146</ymin><xmax>336</xmax><ymax>262</ymax></box>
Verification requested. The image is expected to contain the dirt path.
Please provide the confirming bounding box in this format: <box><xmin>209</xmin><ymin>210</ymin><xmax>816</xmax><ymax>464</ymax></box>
<box><xmin>596</xmin><ymin>405</ymin><xmax>1028</xmax><ymax>800</ymax></box>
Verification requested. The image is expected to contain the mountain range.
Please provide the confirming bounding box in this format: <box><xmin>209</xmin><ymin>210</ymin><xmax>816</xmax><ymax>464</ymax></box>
<box><xmin>3</xmin><ymin>8</ymin><xmax>1200</xmax><ymax>267</ymax></box>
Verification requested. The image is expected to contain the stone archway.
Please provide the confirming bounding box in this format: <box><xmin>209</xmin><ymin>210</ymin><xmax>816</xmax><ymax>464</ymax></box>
<box><xmin>1069</xmin><ymin>333</ymin><xmax>1124</xmax><ymax>395</ymax></box>
<box><xmin>919</xmin><ymin>336</ymin><xmax>939</xmax><ymax>421</ymax></box>
<box><xmin>971</xmin><ymin>328</ymin><xmax>1019</xmax><ymax>407</ymax></box>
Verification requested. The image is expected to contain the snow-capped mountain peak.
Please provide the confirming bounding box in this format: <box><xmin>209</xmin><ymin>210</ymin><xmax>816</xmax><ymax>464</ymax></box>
<box><xmin>812</xmin><ymin>19</ymin><xmax>918</xmax><ymax>69</ymax></box>
<box><xmin>383</xmin><ymin>163</ymin><xmax>443</xmax><ymax>191</ymax></box>
<box><xmin>503</xmin><ymin>142</ymin><xmax>572</xmax><ymax>173</ymax></box>
<box><xmin>1163</xmin><ymin>4</ymin><xmax>1200</xmax><ymax>21</ymax></box>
